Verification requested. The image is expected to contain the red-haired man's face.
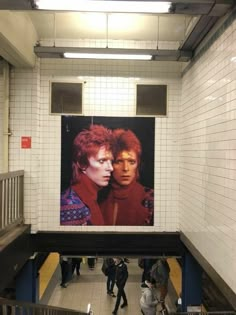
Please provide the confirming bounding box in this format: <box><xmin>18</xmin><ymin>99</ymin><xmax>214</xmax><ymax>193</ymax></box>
<box><xmin>83</xmin><ymin>146</ymin><xmax>113</xmax><ymax>187</ymax></box>
<box><xmin>112</xmin><ymin>150</ymin><xmax>138</xmax><ymax>186</ymax></box>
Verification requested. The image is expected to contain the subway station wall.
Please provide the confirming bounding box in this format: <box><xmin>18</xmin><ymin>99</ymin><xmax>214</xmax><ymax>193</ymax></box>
<box><xmin>8</xmin><ymin>58</ymin><xmax>182</xmax><ymax>233</ymax></box>
<box><xmin>180</xmin><ymin>18</ymin><xmax>236</xmax><ymax>294</ymax></box>
<box><xmin>1</xmin><ymin>13</ymin><xmax>236</xmax><ymax>297</ymax></box>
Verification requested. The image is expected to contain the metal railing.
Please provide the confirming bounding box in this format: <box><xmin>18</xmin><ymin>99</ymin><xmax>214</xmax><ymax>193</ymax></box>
<box><xmin>0</xmin><ymin>170</ymin><xmax>24</xmax><ymax>233</ymax></box>
<box><xmin>0</xmin><ymin>298</ymin><xmax>235</xmax><ymax>315</ymax></box>
<box><xmin>0</xmin><ymin>298</ymin><xmax>88</xmax><ymax>315</ymax></box>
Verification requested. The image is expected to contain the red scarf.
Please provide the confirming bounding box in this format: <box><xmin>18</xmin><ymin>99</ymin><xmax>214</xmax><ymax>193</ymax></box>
<box><xmin>72</xmin><ymin>173</ymin><xmax>104</xmax><ymax>225</ymax></box>
<box><xmin>100</xmin><ymin>179</ymin><xmax>151</xmax><ymax>225</ymax></box>
<box><xmin>111</xmin><ymin>180</ymin><xmax>136</xmax><ymax>199</ymax></box>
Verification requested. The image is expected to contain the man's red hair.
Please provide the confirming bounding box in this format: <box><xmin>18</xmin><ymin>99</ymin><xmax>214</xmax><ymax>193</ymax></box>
<box><xmin>72</xmin><ymin>124</ymin><xmax>112</xmax><ymax>183</ymax></box>
<box><xmin>112</xmin><ymin>128</ymin><xmax>142</xmax><ymax>165</ymax></box>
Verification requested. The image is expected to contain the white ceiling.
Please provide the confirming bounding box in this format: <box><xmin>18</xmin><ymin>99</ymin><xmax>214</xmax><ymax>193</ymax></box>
<box><xmin>0</xmin><ymin>0</ymin><xmax>235</xmax><ymax>65</ymax></box>
<box><xmin>28</xmin><ymin>11</ymin><xmax>193</xmax><ymax>45</ymax></box>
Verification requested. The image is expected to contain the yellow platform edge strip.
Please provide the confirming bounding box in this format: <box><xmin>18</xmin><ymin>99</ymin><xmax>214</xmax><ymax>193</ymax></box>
<box><xmin>39</xmin><ymin>252</ymin><xmax>59</xmax><ymax>299</ymax></box>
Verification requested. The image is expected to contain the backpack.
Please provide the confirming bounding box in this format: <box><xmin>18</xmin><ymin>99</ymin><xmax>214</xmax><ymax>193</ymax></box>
<box><xmin>101</xmin><ymin>258</ymin><xmax>112</xmax><ymax>276</ymax></box>
<box><xmin>162</xmin><ymin>259</ymin><xmax>170</xmax><ymax>273</ymax></box>
<box><xmin>138</xmin><ymin>258</ymin><xmax>144</xmax><ymax>269</ymax></box>
<box><xmin>150</xmin><ymin>262</ymin><xmax>158</xmax><ymax>281</ymax></box>
<box><xmin>150</xmin><ymin>259</ymin><xmax>170</xmax><ymax>284</ymax></box>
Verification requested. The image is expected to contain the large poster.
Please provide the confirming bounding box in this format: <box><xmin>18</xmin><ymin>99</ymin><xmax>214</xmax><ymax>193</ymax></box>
<box><xmin>60</xmin><ymin>116</ymin><xmax>155</xmax><ymax>226</ymax></box>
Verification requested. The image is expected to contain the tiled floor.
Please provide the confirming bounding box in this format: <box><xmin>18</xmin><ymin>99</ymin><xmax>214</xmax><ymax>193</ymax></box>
<box><xmin>43</xmin><ymin>257</ymin><xmax>178</xmax><ymax>315</ymax></box>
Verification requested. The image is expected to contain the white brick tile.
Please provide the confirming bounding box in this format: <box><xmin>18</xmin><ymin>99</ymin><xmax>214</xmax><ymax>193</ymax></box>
<box><xmin>180</xmin><ymin>19</ymin><xmax>236</xmax><ymax>293</ymax></box>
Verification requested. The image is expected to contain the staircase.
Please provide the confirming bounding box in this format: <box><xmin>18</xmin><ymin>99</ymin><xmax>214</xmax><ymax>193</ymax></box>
<box><xmin>0</xmin><ymin>297</ymin><xmax>88</xmax><ymax>315</ymax></box>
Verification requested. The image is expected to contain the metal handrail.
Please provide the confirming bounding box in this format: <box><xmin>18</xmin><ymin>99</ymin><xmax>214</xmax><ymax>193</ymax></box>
<box><xmin>1</xmin><ymin>298</ymin><xmax>235</xmax><ymax>315</ymax></box>
<box><xmin>0</xmin><ymin>170</ymin><xmax>24</xmax><ymax>233</ymax></box>
<box><xmin>0</xmin><ymin>298</ymin><xmax>88</xmax><ymax>315</ymax></box>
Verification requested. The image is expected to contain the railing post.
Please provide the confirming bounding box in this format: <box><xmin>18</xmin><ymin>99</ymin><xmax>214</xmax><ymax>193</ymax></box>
<box><xmin>0</xmin><ymin>170</ymin><xmax>24</xmax><ymax>233</ymax></box>
<box><xmin>19</xmin><ymin>174</ymin><xmax>24</xmax><ymax>222</ymax></box>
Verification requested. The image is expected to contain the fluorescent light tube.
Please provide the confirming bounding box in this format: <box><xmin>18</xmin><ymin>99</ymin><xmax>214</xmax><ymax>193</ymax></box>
<box><xmin>64</xmin><ymin>52</ymin><xmax>152</xmax><ymax>60</ymax></box>
<box><xmin>35</xmin><ymin>0</ymin><xmax>171</xmax><ymax>13</ymax></box>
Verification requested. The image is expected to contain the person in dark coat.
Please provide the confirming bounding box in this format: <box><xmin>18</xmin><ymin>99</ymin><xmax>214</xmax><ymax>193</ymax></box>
<box><xmin>112</xmin><ymin>257</ymin><xmax>129</xmax><ymax>314</ymax></box>
<box><xmin>60</xmin><ymin>255</ymin><xmax>70</xmax><ymax>288</ymax></box>
<box><xmin>87</xmin><ymin>256</ymin><xmax>96</xmax><ymax>270</ymax></box>
<box><xmin>139</xmin><ymin>257</ymin><xmax>157</xmax><ymax>283</ymax></box>
<box><xmin>102</xmin><ymin>257</ymin><xmax>116</xmax><ymax>297</ymax></box>
<box><xmin>72</xmin><ymin>257</ymin><xmax>82</xmax><ymax>276</ymax></box>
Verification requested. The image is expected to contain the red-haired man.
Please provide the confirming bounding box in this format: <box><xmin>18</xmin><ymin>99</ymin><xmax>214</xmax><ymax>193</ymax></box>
<box><xmin>100</xmin><ymin>128</ymin><xmax>154</xmax><ymax>226</ymax></box>
<box><xmin>61</xmin><ymin>124</ymin><xmax>113</xmax><ymax>225</ymax></box>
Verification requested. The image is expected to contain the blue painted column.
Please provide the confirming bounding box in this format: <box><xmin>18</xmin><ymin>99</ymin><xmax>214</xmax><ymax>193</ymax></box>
<box><xmin>15</xmin><ymin>254</ymin><xmax>39</xmax><ymax>303</ymax></box>
<box><xmin>182</xmin><ymin>249</ymin><xmax>202</xmax><ymax>311</ymax></box>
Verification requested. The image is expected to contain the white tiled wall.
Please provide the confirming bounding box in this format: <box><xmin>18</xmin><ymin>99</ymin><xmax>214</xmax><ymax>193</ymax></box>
<box><xmin>9</xmin><ymin>60</ymin><xmax>41</xmax><ymax>227</ymax></box>
<box><xmin>1</xmin><ymin>7</ymin><xmax>235</xmax><ymax>297</ymax></box>
<box><xmin>180</xmin><ymin>19</ymin><xmax>236</xmax><ymax>292</ymax></box>
<box><xmin>8</xmin><ymin>58</ymin><xmax>182</xmax><ymax>233</ymax></box>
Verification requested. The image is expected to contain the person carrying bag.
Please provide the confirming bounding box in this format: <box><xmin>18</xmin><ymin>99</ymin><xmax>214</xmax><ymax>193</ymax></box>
<box><xmin>140</xmin><ymin>279</ymin><xmax>159</xmax><ymax>315</ymax></box>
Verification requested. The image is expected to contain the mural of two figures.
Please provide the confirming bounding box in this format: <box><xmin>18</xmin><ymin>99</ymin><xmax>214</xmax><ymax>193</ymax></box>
<box><xmin>60</xmin><ymin>116</ymin><xmax>155</xmax><ymax>226</ymax></box>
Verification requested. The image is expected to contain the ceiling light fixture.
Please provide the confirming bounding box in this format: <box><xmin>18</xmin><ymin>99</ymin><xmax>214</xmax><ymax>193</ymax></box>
<box><xmin>34</xmin><ymin>0</ymin><xmax>171</xmax><ymax>13</ymax></box>
<box><xmin>64</xmin><ymin>52</ymin><xmax>152</xmax><ymax>60</ymax></box>
<box><xmin>34</xmin><ymin>46</ymin><xmax>193</xmax><ymax>61</ymax></box>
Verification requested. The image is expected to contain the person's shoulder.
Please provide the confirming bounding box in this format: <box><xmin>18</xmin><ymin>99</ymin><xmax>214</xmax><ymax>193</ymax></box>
<box><xmin>140</xmin><ymin>185</ymin><xmax>154</xmax><ymax>210</ymax></box>
<box><xmin>61</xmin><ymin>186</ymin><xmax>73</xmax><ymax>199</ymax></box>
<box><xmin>123</xmin><ymin>262</ymin><xmax>128</xmax><ymax>272</ymax></box>
<box><xmin>108</xmin><ymin>258</ymin><xmax>115</xmax><ymax>265</ymax></box>
<box><xmin>141</xmin><ymin>282</ymin><xmax>148</xmax><ymax>288</ymax></box>
<box><xmin>143</xmin><ymin>186</ymin><xmax>154</xmax><ymax>196</ymax></box>
<box><xmin>141</xmin><ymin>286</ymin><xmax>150</xmax><ymax>295</ymax></box>
<box><xmin>136</xmin><ymin>182</ymin><xmax>154</xmax><ymax>196</ymax></box>
<box><xmin>61</xmin><ymin>187</ymin><xmax>83</xmax><ymax>205</ymax></box>
<box><xmin>60</xmin><ymin>187</ymin><xmax>91</xmax><ymax>225</ymax></box>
